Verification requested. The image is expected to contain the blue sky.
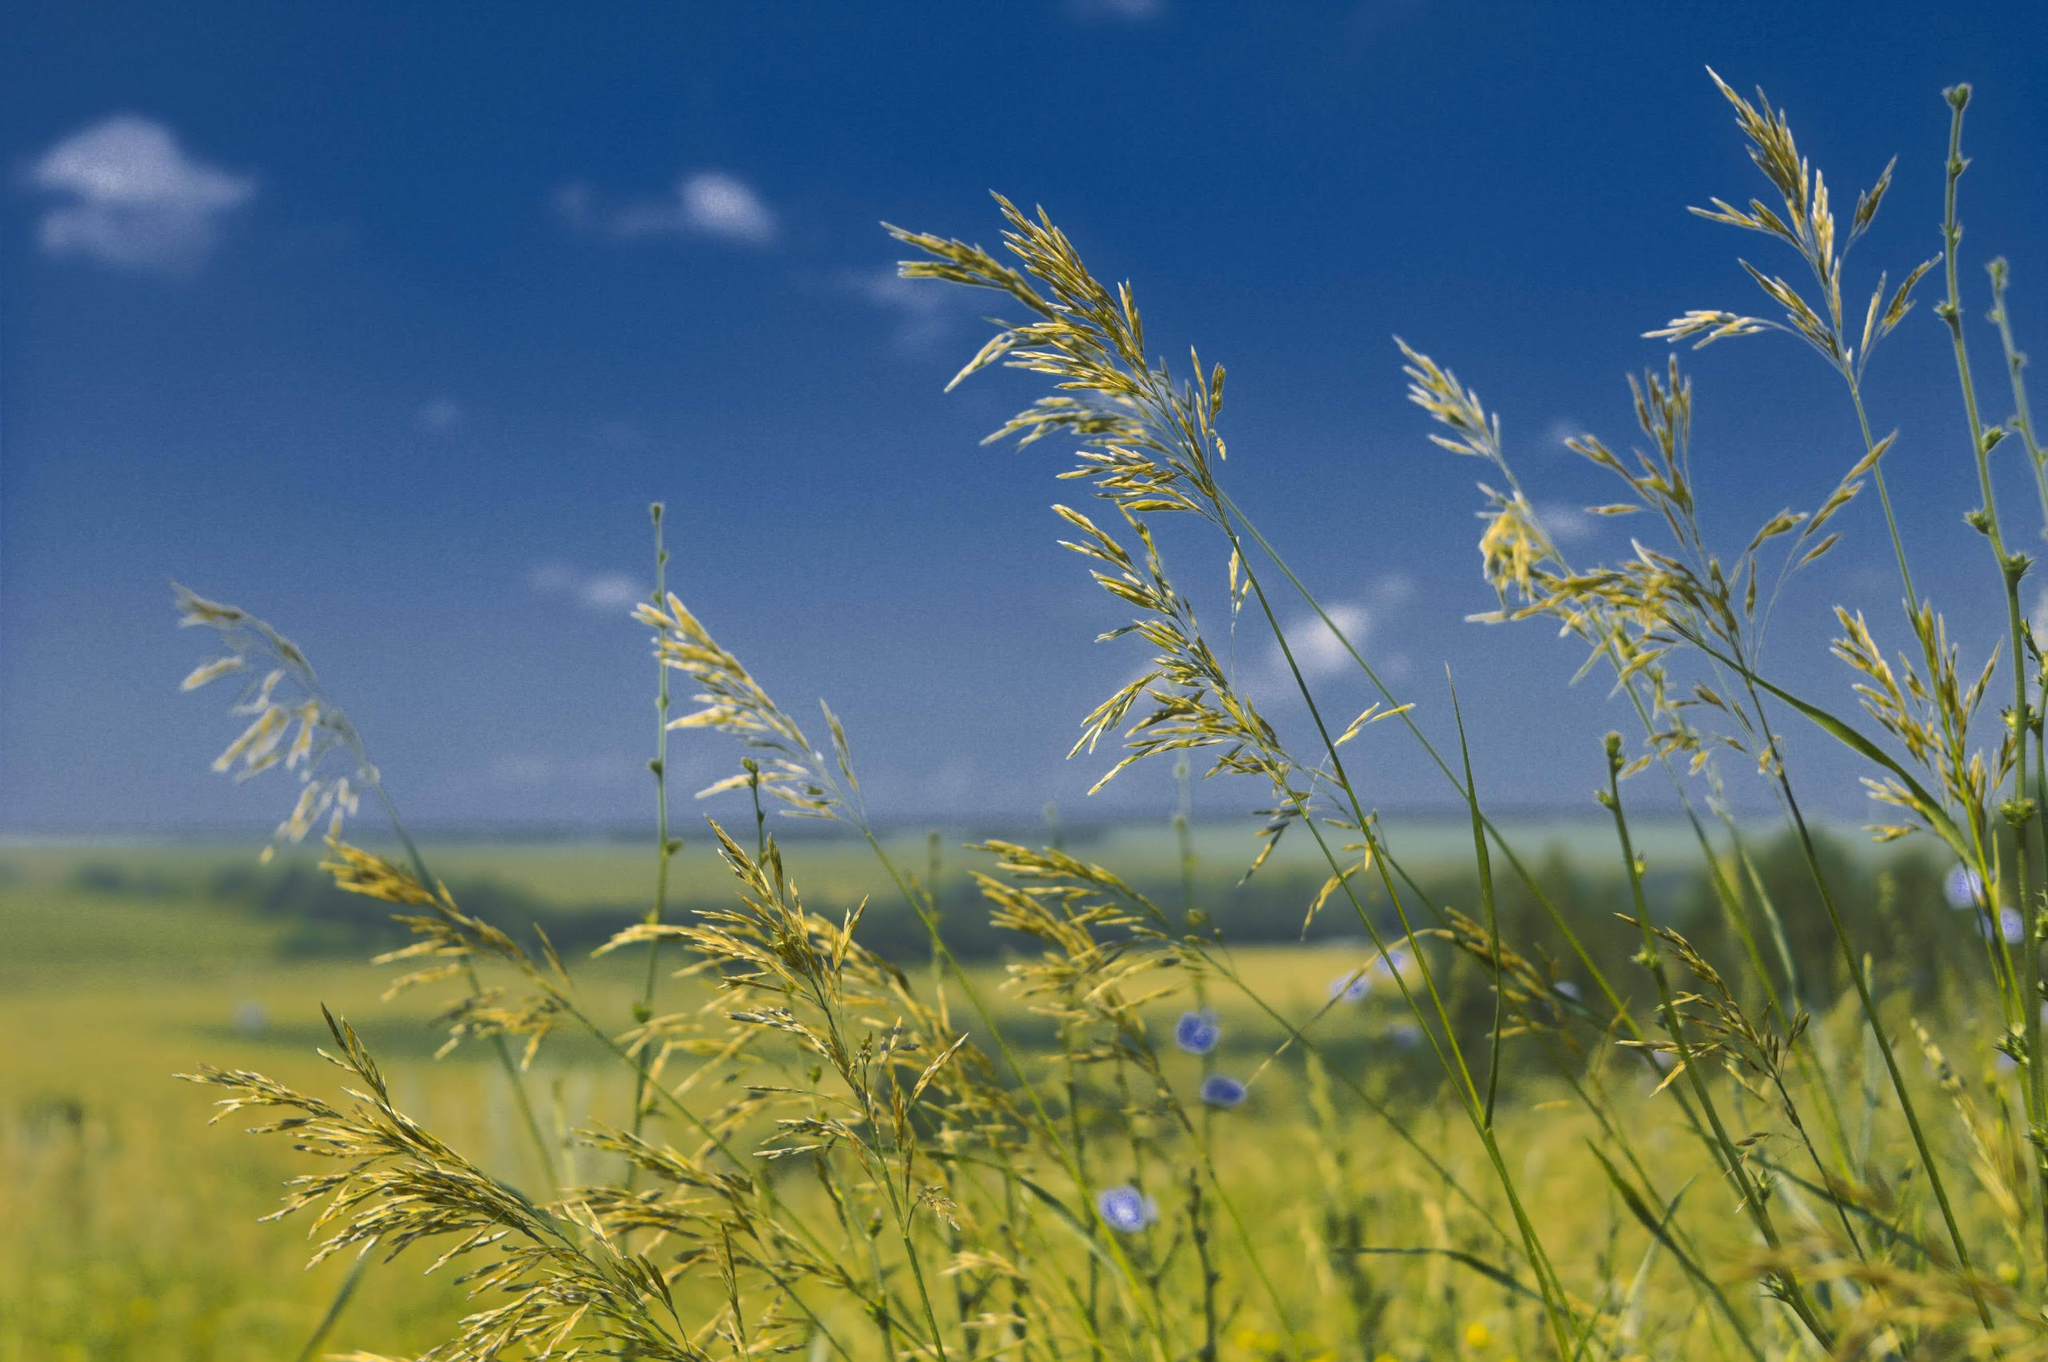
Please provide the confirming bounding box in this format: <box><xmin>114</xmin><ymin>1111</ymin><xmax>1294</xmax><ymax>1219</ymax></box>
<box><xmin>6</xmin><ymin>2</ymin><xmax>2048</xmax><ymax>839</ymax></box>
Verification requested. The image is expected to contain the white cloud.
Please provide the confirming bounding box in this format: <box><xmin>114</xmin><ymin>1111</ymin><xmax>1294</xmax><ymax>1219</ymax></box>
<box><xmin>419</xmin><ymin>397</ymin><xmax>465</xmax><ymax>431</ymax></box>
<box><xmin>841</xmin><ymin>267</ymin><xmax>972</xmax><ymax>349</ymax></box>
<box><xmin>580</xmin><ymin>573</ymin><xmax>642</xmax><ymax>609</ymax></box>
<box><xmin>1258</xmin><ymin>576</ymin><xmax>1414</xmax><ymax>689</ymax></box>
<box><xmin>1536</xmin><ymin>501</ymin><xmax>1594</xmax><ymax>544</ymax></box>
<box><xmin>1067</xmin><ymin>0</ymin><xmax>1165</xmax><ymax>20</ymax></box>
<box><xmin>528</xmin><ymin>562</ymin><xmax>645</xmax><ymax>613</ymax></box>
<box><xmin>1269</xmin><ymin>602</ymin><xmax>1372</xmax><ymax>683</ymax></box>
<box><xmin>558</xmin><ymin>170</ymin><xmax>779</xmax><ymax>247</ymax></box>
<box><xmin>30</xmin><ymin>115</ymin><xmax>254</xmax><ymax>274</ymax></box>
<box><xmin>1540</xmin><ymin>417</ymin><xmax>1585</xmax><ymax>452</ymax></box>
<box><xmin>677</xmin><ymin>172</ymin><xmax>778</xmax><ymax>244</ymax></box>
<box><xmin>1369</xmin><ymin>572</ymin><xmax>1415</xmax><ymax>609</ymax></box>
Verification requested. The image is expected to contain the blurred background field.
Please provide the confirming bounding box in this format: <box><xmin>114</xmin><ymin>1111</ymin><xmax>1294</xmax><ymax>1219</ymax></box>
<box><xmin>0</xmin><ymin>819</ymin><xmax>1986</xmax><ymax>1359</ymax></box>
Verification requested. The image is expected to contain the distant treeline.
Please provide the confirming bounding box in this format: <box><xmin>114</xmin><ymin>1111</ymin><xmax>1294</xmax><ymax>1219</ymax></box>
<box><xmin>63</xmin><ymin>830</ymin><xmax>1993</xmax><ymax>1013</ymax></box>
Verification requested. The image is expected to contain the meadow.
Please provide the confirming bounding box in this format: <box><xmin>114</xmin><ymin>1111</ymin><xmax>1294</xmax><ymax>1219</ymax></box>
<box><xmin>0</xmin><ymin>831</ymin><xmax>1469</xmax><ymax>1359</ymax></box>
<box><xmin>0</xmin><ymin>816</ymin><xmax>2003</xmax><ymax>1361</ymax></box>
<box><xmin>12</xmin><ymin>71</ymin><xmax>2048</xmax><ymax>1361</ymax></box>
<box><xmin>0</xmin><ymin>830</ymin><xmax>1627</xmax><ymax>1360</ymax></box>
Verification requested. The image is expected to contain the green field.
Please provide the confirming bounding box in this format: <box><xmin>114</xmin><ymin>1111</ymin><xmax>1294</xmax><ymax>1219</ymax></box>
<box><xmin>0</xmin><ymin>822</ymin><xmax>2010</xmax><ymax>1361</ymax></box>
<box><xmin>0</xmin><ymin>835</ymin><xmax>1497</xmax><ymax>1360</ymax></box>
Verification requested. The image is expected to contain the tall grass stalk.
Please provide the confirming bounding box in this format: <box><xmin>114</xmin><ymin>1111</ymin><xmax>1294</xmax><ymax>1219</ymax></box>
<box><xmin>632</xmin><ymin>502</ymin><xmax>679</xmax><ymax>1146</ymax></box>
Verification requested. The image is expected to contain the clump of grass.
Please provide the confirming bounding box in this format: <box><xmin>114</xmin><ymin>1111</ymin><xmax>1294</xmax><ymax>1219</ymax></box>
<box><xmin>167</xmin><ymin>72</ymin><xmax>2048</xmax><ymax>1361</ymax></box>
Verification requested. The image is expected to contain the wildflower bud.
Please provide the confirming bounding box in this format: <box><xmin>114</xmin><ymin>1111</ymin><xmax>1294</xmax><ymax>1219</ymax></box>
<box><xmin>1964</xmin><ymin>508</ymin><xmax>1992</xmax><ymax>534</ymax></box>
<box><xmin>2000</xmin><ymin>796</ymin><xmax>2037</xmax><ymax>827</ymax></box>
<box><xmin>648</xmin><ymin>758</ymin><xmax>664</xmax><ymax>775</ymax></box>
<box><xmin>1946</xmin><ymin>865</ymin><xmax>1987</xmax><ymax>909</ymax></box>
<box><xmin>1095</xmin><ymin>1185</ymin><xmax>1157</xmax><ymax>1234</ymax></box>
<box><xmin>1198</xmin><ymin>1074</ymin><xmax>1247</xmax><ymax>1108</ymax></box>
<box><xmin>1946</xmin><ymin>83</ymin><xmax>1972</xmax><ymax>111</ymax></box>
<box><xmin>1984</xmin><ymin>906</ymin><xmax>2026</xmax><ymax>945</ymax></box>
<box><xmin>1174</xmin><ymin>1009</ymin><xmax>1221</xmax><ymax>1055</ymax></box>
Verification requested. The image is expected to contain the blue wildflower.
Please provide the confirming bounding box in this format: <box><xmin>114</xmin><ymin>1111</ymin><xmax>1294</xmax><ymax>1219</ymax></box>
<box><xmin>1946</xmin><ymin>864</ymin><xmax>1986</xmax><ymax>910</ymax></box>
<box><xmin>1332</xmin><ymin>945</ymin><xmax>1409</xmax><ymax>1001</ymax></box>
<box><xmin>1555</xmin><ymin>980</ymin><xmax>1581</xmax><ymax>1002</ymax></box>
<box><xmin>1974</xmin><ymin>905</ymin><xmax>2025</xmax><ymax>944</ymax></box>
<box><xmin>1986</xmin><ymin>906</ymin><xmax>2026</xmax><ymax>945</ymax></box>
<box><xmin>1096</xmin><ymin>1184</ymin><xmax>1158</xmax><ymax>1233</ymax></box>
<box><xmin>1199</xmin><ymin>1074</ymin><xmax>1247</xmax><ymax>1108</ymax></box>
<box><xmin>1174</xmin><ymin>1009</ymin><xmax>1220</xmax><ymax>1055</ymax></box>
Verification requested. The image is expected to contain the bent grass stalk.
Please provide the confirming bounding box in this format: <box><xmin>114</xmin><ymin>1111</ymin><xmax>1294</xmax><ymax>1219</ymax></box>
<box><xmin>633</xmin><ymin>590</ymin><xmax>1179</xmax><ymax>1351</ymax></box>
<box><xmin>1398</xmin><ymin>334</ymin><xmax>1873</xmax><ymax>1268</ymax></box>
<box><xmin>174</xmin><ymin>590</ymin><xmax>567</xmax><ymax>1356</ymax></box>
<box><xmin>632</xmin><ymin>501</ymin><xmax>679</xmax><ymax>1147</ymax></box>
<box><xmin>1600</xmin><ymin>735</ymin><xmax>1830</xmax><ymax>1348</ymax></box>
<box><xmin>1936</xmin><ymin>85</ymin><xmax>2048</xmax><ymax>1275</ymax></box>
<box><xmin>905</xmin><ymin>201</ymin><xmax>1592</xmax><ymax>1350</ymax></box>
